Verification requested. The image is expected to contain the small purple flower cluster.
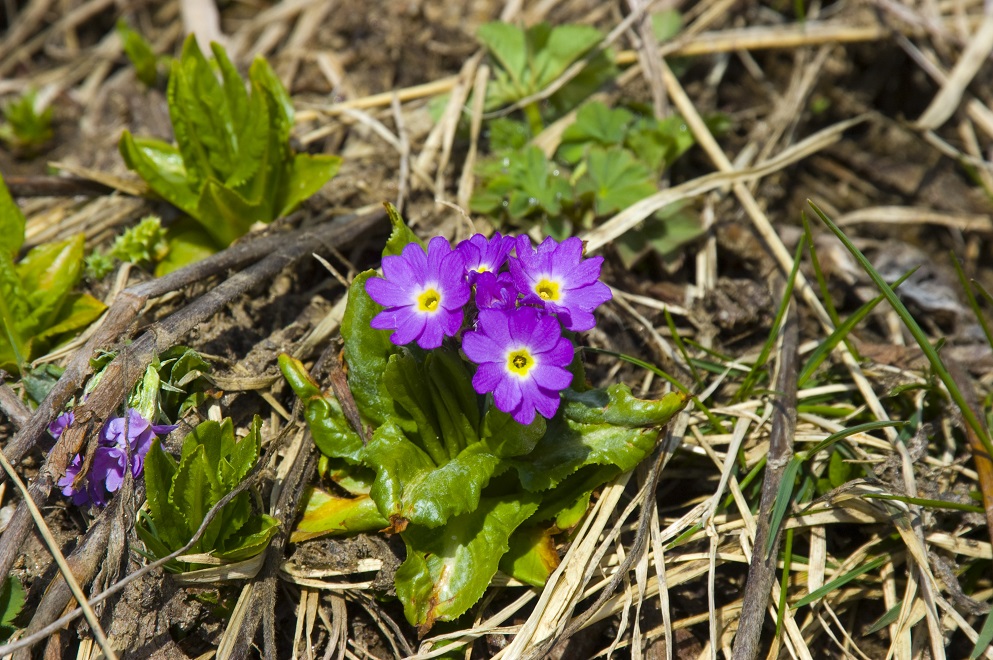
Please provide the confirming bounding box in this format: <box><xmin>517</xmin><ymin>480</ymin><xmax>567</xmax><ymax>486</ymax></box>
<box><xmin>366</xmin><ymin>233</ymin><xmax>611</xmax><ymax>425</ymax></box>
<box><xmin>49</xmin><ymin>409</ymin><xmax>176</xmax><ymax>507</ymax></box>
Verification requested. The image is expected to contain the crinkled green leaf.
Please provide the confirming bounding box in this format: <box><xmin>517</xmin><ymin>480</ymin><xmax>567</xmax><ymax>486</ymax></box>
<box><xmin>575</xmin><ymin>146</ymin><xmax>656</xmax><ymax>216</ymax></box>
<box><xmin>562</xmin><ymin>384</ymin><xmax>687</xmax><ymax>427</ymax></box>
<box><xmin>426</xmin><ymin>348</ymin><xmax>481</xmax><ymax>451</ymax></box>
<box><xmin>396</xmin><ymin>494</ymin><xmax>539</xmax><ymax>630</ymax></box>
<box><xmin>342</xmin><ymin>270</ymin><xmax>400</xmax><ymax>427</ymax></box>
<box><xmin>109</xmin><ymin>215</ymin><xmax>169</xmax><ymax>265</ymax></box>
<box><xmin>291</xmin><ymin>487</ymin><xmax>388</xmax><ymax>542</ymax></box>
<box><xmin>119</xmin><ymin>133</ymin><xmax>199</xmax><ymax>216</ymax></box>
<box><xmin>250</xmin><ymin>55</ymin><xmax>295</xmax><ymax>141</ymax></box>
<box><xmin>33</xmin><ymin>293</ymin><xmax>105</xmax><ymax>347</ymax></box>
<box><xmin>0</xmin><ymin>251</ymin><xmax>29</xmax><ymax>373</ymax></box>
<box><xmin>499</xmin><ymin>526</ymin><xmax>559</xmax><ymax>588</ymax></box>
<box><xmin>480</xmin><ymin>407</ymin><xmax>545</xmax><ymax>457</ymax></box>
<box><xmin>143</xmin><ymin>439</ymin><xmax>187</xmax><ymax>548</ymax></box>
<box><xmin>195</xmin><ymin>178</ymin><xmax>269</xmax><ymax>247</ymax></box>
<box><xmin>20</xmin><ymin>363</ymin><xmax>63</xmax><ymax>405</ymax></box>
<box><xmin>157</xmin><ymin>345</ymin><xmax>212</xmax><ymax>420</ymax></box>
<box><xmin>214</xmin><ymin>513</ymin><xmax>280</xmax><ymax>562</ymax></box>
<box><xmin>557</xmin><ymin>101</ymin><xmax>633</xmax><ymax>164</ymax></box>
<box><xmin>0</xmin><ymin>173</ymin><xmax>25</xmax><ymax>257</ymax></box>
<box><xmin>17</xmin><ymin>234</ymin><xmax>84</xmax><ymax>306</ymax></box>
<box><xmin>172</xmin><ymin>444</ymin><xmax>221</xmax><ymax>547</ymax></box>
<box><xmin>226</xmin><ymin>416</ymin><xmax>262</xmax><ymax>490</ymax></box>
<box><xmin>0</xmin><ymin>576</ymin><xmax>25</xmax><ymax>641</ymax></box>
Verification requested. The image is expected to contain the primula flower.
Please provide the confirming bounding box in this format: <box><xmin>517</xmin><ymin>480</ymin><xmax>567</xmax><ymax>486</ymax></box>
<box><xmin>456</xmin><ymin>233</ymin><xmax>515</xmax><ymax>282</ymax></box>
<box><xmin>51</xmin><ymin>408</ymin><xmax>176</xmax><ymax>507</ymax></box>
<box><xmin>366</xmin><ymin>236</ymin><xmax>471</xmax><ymax>349</ymax></box>
<box><xmin>463</xmin><ymin>306</ymin><xmax>574</xmax><ymax>425</ymax></box>
<box><xmin>510</xmin><ymin>235</ymin><xmax>612</xmax><ymax>332</ymax></box>
<box><xmin>474</xmin><ymin>271</ymin><xmax>518</xmax><ymax>311</ymax></box>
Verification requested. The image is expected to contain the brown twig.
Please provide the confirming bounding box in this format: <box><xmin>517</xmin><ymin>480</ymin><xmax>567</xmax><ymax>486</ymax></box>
<box><xmin>731</xmin><ymin>302</ymin><xmax>799</xmax><ymax>660</ymax></box>
<box><xmin>3</xmin><ymin>175</ymin><xmax>117</xmax><ymax>198</ymax></box>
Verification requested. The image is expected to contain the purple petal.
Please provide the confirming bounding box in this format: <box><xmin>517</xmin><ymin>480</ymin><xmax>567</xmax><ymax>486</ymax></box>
<box><xmin>48</xmin><ymin>411</ymin><xmax>75</xmax><ymax>439</ymax></box>
<box><xmin>426</xmin><ymin>236</ymin><xmax>452</xmax><ymax>276</ymax></box>
<box><xmin>476</xmin><ymin>309</ymin><xmax>513</xmax><ymax>346</ymax></box>
<box><xmin>533</xmin><ymin>364</ymin><xmax>573</xmax><ymax>391</ymax></box>
<box><xmin>510</xmin><ymin>398</ymin><xmax>536</xmax><ymax>425</ymax></box>
<box><xmin>390</xmin><ymin>311</ymin><xmax>427</xmax><ymax>346</ymax></box>
<box><xmin>366</xmin><ymin>277</ymin><xmax>413</xmax><ymax>308</ymax></box>
<box><xmin>382</xmin><ymin>251</ymin><xmax>420</xmax><ymax>286</ymax></box>
<box><xmin>558</xmin><ymin>307</ymin><xmax>596</xmax><ymax>332</ymax></box>
<box><xmin>472</xmin><ymin>362</ymin><xmax>504</xmax><ymax>394</ymax></box>
<box><xmin>562</xmin><ymin>255</ymin><xmax>604</xmax><ymax>288</ymax></box>
<box><xmin>494</xmin><ymin>374</ymin><xmax>523</xmax><ymax>412</ymax></box>
<box><xmin>540</xmin><ymin>336</ymin><xmax>576</xmax><ymax>368</ymax></box>
<box><xmin>521</xmin><ymin>378</ymin><xmax>562</xmax><ymax>420</ymax></box>
<box><xmin>416</xmin><ymin>317</ymin><xmax>445</xmax><ymax>349</ymax></box>
<box><xmin>507</xmin><ymin>307</ymin><xmax>539</xmax><ymax>343</ymax></box>
<box><xmin>462</xmin><ymin>330</ymin><xmax>506</xmax><ymax>365</ymax></box>
<box><xmin>564</xmin><ymin>280</ymin><xmax>612</xmax><ymax>311</ymax></box>
<box><xmin>551</xmin><ymin>236</ymin><xmax>583</xmax><ymax>264</ymax></box>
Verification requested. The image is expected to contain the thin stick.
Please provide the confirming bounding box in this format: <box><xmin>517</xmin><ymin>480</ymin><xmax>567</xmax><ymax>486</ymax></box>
<box><xmin>731</xmin><ymin>302</ymin><xmax>799</xmax><ymax>660</ymax></box>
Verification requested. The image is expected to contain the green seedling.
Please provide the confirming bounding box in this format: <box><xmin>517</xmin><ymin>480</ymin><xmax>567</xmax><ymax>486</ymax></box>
<box><xmin>88</xmin><ymin>215</ymin><xmax>170</xmax><ymax>278</ymax></box>
<box><xmin>477</xmin><ymin>21</ymin><xmax>616</xmax><ymax>132</ymax></box>
<box><xmin>120</xmin><ymin>36</ymin><xmax>341</xmax><ymax>274</ymax></box>
<box><xmin>0</xmin><ymin>88</ymin><xmax>53</xmax><ymax>155</ymax></box>
<box><xmin>0</xmin><ymin>175</ymin><xmax>106</xmax><ymax>376</ymax></box>
<box><xmin>137</xmin><ymin>416</ymin><xmax>279</xmax><ymax>572</ymax></box>
<box><xmin>0</xmin><ymin>577</ymin><xmax>25</xmax><ymax>643</ymax></box>
<box><xmin>116</xmin><ymin>20</ymin><xmax>163</xmax><ymax>87</ymax></box>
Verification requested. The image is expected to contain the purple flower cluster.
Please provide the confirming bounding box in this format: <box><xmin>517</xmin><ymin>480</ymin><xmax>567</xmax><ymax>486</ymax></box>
<box><xmin>49</xmin><ymin>409</ymin><xmax>177</xmax><ymax>507</ymax></box>
<box><xmin>366</xmin><ymin>233</ymin><xmax>611</xmax><ymax>425</ymax></box>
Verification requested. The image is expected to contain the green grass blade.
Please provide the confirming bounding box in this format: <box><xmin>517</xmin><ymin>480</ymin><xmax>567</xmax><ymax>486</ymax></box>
<box><xmin>861</xmin><ymin>493</ymin><xmax>983</xmax><ymax>514</ymax></box>
<box><xmin>799</xmin><ymin>420</ymin><xmax>903</xmax><ymax>460</ymax></box>
<box><xmin>663</xmin><ymin>307</ymin><xmax>702</xmax><ymax>387</ymax></box>
<box><xmin>797</xmin><ymin>267</ymin><xmax>917</xmax><ymax>387</ymax></box>
<box><xmin>866</xmin><ymin>600</ymin><xmax>902</xmax><ymax>635</ymax></box>
<box><xmin>775</xmin><ymin>527</ymin><xmax>794</xmax><ymax>638</ymax></box>
<box><xmin>809</xmin><ymin>200</ymin><xmax>993</xmax><ymax>461</ymax></box>
<box><xmin>735</xmin><ymin>237</ymin><xmax>805</xmax><ymax>402</ymax></box>
<box><xmin>972</xmin><ymin>608</ymin><xmax>993</xmax><ymax>659</ymax></box>
<box><xmin>794</xmin><ymin>554</ymin><xmax>888</xmax><ymax>608</ymax></box>
<box><xmin>801</xmin><ymin>210</ymin><xmax>841</xmax><ymax>328</ymax></box>
<box><xmin>765</xmin><ymin>457</ymin><xmax>802</xmax><ymax>558</ymax></box>
<box><xmin>950</xmin><ymin>253</ymin><xmax>993</xmax><ymax>351</ymax></box>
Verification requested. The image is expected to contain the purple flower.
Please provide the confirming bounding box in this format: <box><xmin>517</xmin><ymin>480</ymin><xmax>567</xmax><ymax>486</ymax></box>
<box><xmin>474</xmin><ymin>271</ymin><xmax>518</xmax><ymax>311</ymax></box>
<box><xmin>456</xmin><ymin>233</ymin><xmax>515</xmax><ymax>282</ymax></box>
<box><xmin>48</xmin><ymin>411</ymin><xmax>75</xmax><ymax>439</ymax></box>
<box><xmin>366</xmin><ymin>237</ymin><xmax>471</xmax><ymax>349</ymax></box>
<box><xmin>462</xmin><ymin>307</ymin><xmax>574</xmax><ymax>425</ymax></box>
<box><xmin>510</xmin><ymin>235</ymin><xmax>612</xmax><ymax>332</ymax></box>
<box><xmin>53</xmin><ymin>409</ymin><xmax>176</xmax><ymax>508</ymax></box>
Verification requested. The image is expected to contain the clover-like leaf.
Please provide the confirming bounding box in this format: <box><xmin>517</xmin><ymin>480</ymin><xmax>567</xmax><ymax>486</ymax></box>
<box><xmin>558</xmin><ymin>101</ymin><xmax>633</xmax><ymax>164</ymax></box>
<box><xmin>395</xmin><ymin>494</ymin><xmax>540</xmax><ymax>631</ymax></box>
<box><xmin>575</xmin><ymin>146</ymin><xmax>656</xmax><ymax>216</ymax></box>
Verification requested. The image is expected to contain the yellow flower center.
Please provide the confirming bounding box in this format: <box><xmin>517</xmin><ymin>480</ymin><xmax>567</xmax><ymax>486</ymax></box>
<box><xmin>417</xmin><ymin>288</ymin><xmax>441</xmax><ymax>312</ymax></box>
<box><xmin>535</xmin><ymin>278</ymin><xmax>560</xmax><ymax>301</ymax></box>
<box><xmin>476</xmin><ymin>265</ymin><xmax>489</xmax><ymax>273</ymax></box>
<box><xmin>507</xmin><ymin>349</ymin><xmax>535</xmax><ymax>377</ymax></box>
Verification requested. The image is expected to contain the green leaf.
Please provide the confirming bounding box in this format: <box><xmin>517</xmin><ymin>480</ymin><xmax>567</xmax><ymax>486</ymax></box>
<box><xmin>487</xmin><ymin>118</ymin><xmax>531</xmax><ymax>151</ymax></box>
<box><xmin>341</xmin><ymin>271</ymin><xmax>400</xmax><ymax>427</ymax></box>
<box><xmin>172</xmin><ymin>444</ymin><xmax>220</xmax><ymax>547</ymax></box>
<box><xmin>0</xmin><ymin>251</ymin><xmax>31</xmax><ymax>373</ymax></box>
<box><xmin>118</xmin><ymin>133</ymin><xmax>199</xmax><ymax>216</ymax></box>
<box><xmin>0</xmin><ymin>576</ymin><xmax>26</xmax><ymax>641</ymax></box>
<box><xmin>0</xmin><ymin>173</ymin><xmax>25</xmax><ymax>257</ymax></box>
<box><xmin>614</xmin><ymin>206</ymin><xmax>703</xmax><ymax>269</ymax></box>
<box><xmin>275</xmin><ymin>153</ymin><xmax>341</xmax><ymax>218</ymax></box>
<box><xmin>575</xmin><ymin>146</ymin><xmax>656</xmax><ymax>216</ymax></box>
<box><xmin>384</xmin><ymin>352</ymin><xmax>446</xmax><ymax>464</ymax></box>
<box><xmin>155</xmin><ymin>220</ymin><xmax>221</xmax><ymax>276</ymax></box>
<box><xmin>215</xmin><ymin>513</ymin><xmax>280</xmax><ymax>562</ymax></box>
<box><xmin>828</xmin><ymin>450</ymin><xmax>853</xmax><ymax>488</ymax></box>
<box><xmin>500</xmin><ymin>526</ymin><xmax>559</xmax><ymax>588</ymax></box>
<box><xmin>143</xmin><ymin>439</ymin><xmax>188</xmax><ymax>549</ymax></box>
<box><xmin>557</xmin><ymin>101</ymin><xmax>632</xmax><ymax>164</ymax></box>
<box><xmin>279</xmin><ymin>354</ymin><xmax>365</xmax><ymax>462</ymax></box>
<box><xmin>395</xmin><ymin>494</ymin><xmax>540</xmax><ymax>630</ymax></box>
<box><xmin>652</xmin><ymin>10</ymin><xmax>683</xmax><ymax>42</ymax></box>
<box><xmin>477</xmin><ymin>22</ymin><xmax>529</xmax><ymax>91</ymax></box>
<box><xmin>362</xmin><ymin>421</ymin><xmax>437</xmax><ymax>529</ymax></box>
<box><xmin>383</xmin><ymin>202</ymin><xmax>423</xmax><ymax>258</ymax></box>
<box><xmin>532</xmin><ymin>23</ymin><xmax>603</xmax><ymax>87</ymax></box>
<box><xmin>195</xmin><ymin>178</ymin><xmax>269</xmax><ymax>247</ymax></box>
<box><xmin>109</xmin><ymin>215</ymin><xmax>169</xmax><ymax>265</ymax></box>
<box><xmin>129</xmin><ymin>363</ymin><xmax>162</xmax><ymax>423</ymax></box>
<box><xmin>291</xmin><ymin>487</ymin><xmax>389</xmax><ymax>542</ymax></box>
<box><xmin>562</xmin><ymin>384</ymin><xmax>687</xmax><ymax>427</ymax></box>
<box><xmin>116</xmin><ymin>20</ymin><xmax>158</xmax><ymax>86</ymax></box>
<box><xmin>480</xmin><ymin>407</ymin><xmax>545</xmax><ymax>457</ymax></box>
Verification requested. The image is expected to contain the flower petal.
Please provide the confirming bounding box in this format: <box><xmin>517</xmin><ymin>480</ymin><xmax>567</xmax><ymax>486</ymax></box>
<box><xmin>472</xmin><ymin>361</ymin><xmax>504</xmax><ymax>394</ymax></box>
<box><xmin>366</xmin><ymin>277</ymin><xmax>413</xmax><ymax>308</ymax></box>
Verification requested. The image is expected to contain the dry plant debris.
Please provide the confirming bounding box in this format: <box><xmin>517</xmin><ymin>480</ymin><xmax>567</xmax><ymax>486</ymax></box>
<box><xmin>1</xmin><ymin>0</ymin><xmax>992</xmax><ymax>658</ymax></box>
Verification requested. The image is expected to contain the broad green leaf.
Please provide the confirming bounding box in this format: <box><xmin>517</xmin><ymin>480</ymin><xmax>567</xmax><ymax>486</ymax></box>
<box><xmin>557</xmin><ymin>101</ymin><xmax>633</xmax><ymax>164</ymax></box>
<box><xmin>155</xmin><ymin>221</ymin><xmax>220</xmax><ymax>276</ymax></box>
<box><xmin>215</xmin><ymin>513</ymin><xmax>280</xmax><ymax>562</ymax></box>
<box><xmin>575</xmin><ymin>146</ymin><xmax>656</xmax><ymax>216</ymax></box>
<box><xmin>614</xmin><ymin>206</ymin><xmax>703</xmax><ymax>269</ymax></box>
<box><xmin>226</xmin><ymin>415</ymin><xmax>262</xmax><ymax>489</ymax></box>
<box><xmin>119</xmin><ymin>133</ymin><xmax>199</xmax><ymax>216</ymax></box>
<box><xmin>562</xmin><ymin>384</ymin><xmax>687</xmax><ymax>427</ymax></box>
<box><xmin>325</xmin><ymin>458</ymin><xmax>377</xmax><ymax>496</ymax></box>
<box><xmin>0</xmin><ymin>250</ymin><xmax>29</xmax><ymax>373</ymax></box>
<box><xmin>279</xmin><ymin>354</ymin><xmax>365</xmax><ymax>463</ymax></box>
<box><xmin>0</xmin><ymin>173</ymin><xmax>25</xmax><ymax>257</ymax></box>
<box><xmin>530</xmin><ymin>464</ymin><xmax>616</xmax><ymax>526</ymax></box>
<box><xmin>291</xmin><ymin>487</ymin><xmax>388</xmax><ymax>542</ymax></box>
<box><xmin>652</xmin><ymin>10</ymin><xmax>683</xmax><ymax>42</ymax></box>
<box><xmin>487</xmin><ymin>118</ymin><xmax>531</xmax><ymax>151</ymax></box>
<box><xmin>480</xmin><ymin>407</ymin><xmax>545</xmax><ymax>457</ymax></box>
<box><xmin>382</xmin><ymin>202</ymin><xmax>423</xmax><ymax>258</ymax></box>
<box><xmin>250</xmin><ymin>55</ymin><xmax>295</xmax><ymax>140</ymax></box>
<box><xmin>18</xmin><ymin>234</ymin><xmax>85</xmax><ymax>306</ymax></box>
<box><xmin>341</xmin><ymin>270</ymin><xmax>400</xmax><ymax>427</ymax></box>
<box><xmin>143</xmin><ymin>439</ymin><xmax>187</xmax><ymax>548</ymax></box>
<box><xmin>500</xmin><ymin>526</ymin><xmax>559</xmax><ymax>587</ymax></box>
<box><xmin>425</xmin><ymin>348</ymin><xmax>481</xmax><ymax>456</ymax></box>
<box><xmin>828</xmin><ymin>450</ymin><xmax>853</xmax><ymax>488</ymax></box>
<box><xmin>209</xmin><ymin>491</ymin><xmax>252</xmax><ymax>554</ymax></box>
<box><xmin>274</xmin><ymin>152</ymin><xmax>341</xmax><ymax>218</ymax></box>
<box><xmin>135</xmin><ymin>511</ymin><xmax>181</xmax><ymax>571</ymax></box>
<box><xmin>362</xmin><ymin>421</ymin><xmax>438</xmax><ymax>530</ymax></box>
<box><xmin>395</xmin><ymin>494</ymin><xmax>539</xmax><ymax>630</ymax></box>
<box><xmin>384</xmin><ymin>352</ymin><xmax>446</xmax><ymax>464</ymax></box>
<box><xmin>157</xmin><ymin>345</ymin><xmax>212</xmax><ymax>420</ymax></box>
